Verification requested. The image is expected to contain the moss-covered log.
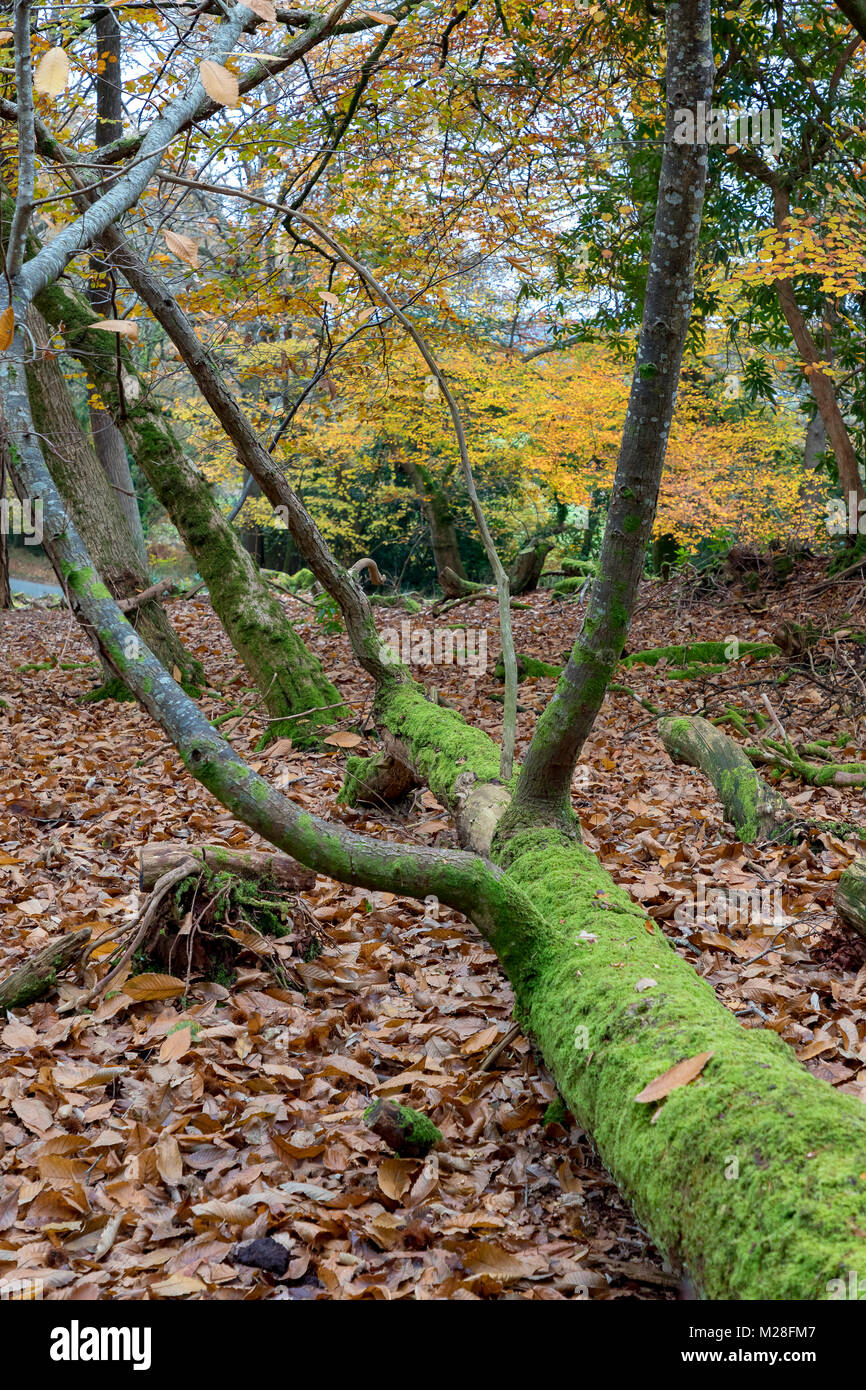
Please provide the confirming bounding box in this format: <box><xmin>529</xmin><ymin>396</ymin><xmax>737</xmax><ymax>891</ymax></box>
<box><xmin>499</xmin><ymin>828</ymin><xmax>866</xmax><ymax>1301</ymax></box>
<box><xmin>0</xmin><ymin>928</ymin><xmax>91</xmax><ymax>1010</ymax></box>
<box><xmin>138</xmin><ymin>843</ymin><xmax>316</xmax><ymax>893</ymax></box>
<box><xmin>659</xmin><ymin>714</ymin><xmax>793</xmax><ymax>840</ymax></box>
<box><xmin>836</xmin><ymin>860</ymin><xmax>866</xmax><ymax>939</ymax></box>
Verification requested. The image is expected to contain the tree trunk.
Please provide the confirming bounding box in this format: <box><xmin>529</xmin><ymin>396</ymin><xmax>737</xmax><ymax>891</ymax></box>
<box><xmin>0</xmin><ymin>454</ymin><xmax>11</xmax><ymax>608</ymax></box>
<box><xmin>494</xmin><ymin>0</ymin><xmax>715</xmax><ymax>838</ymax></box>
<box><xmin>33</xmin><ymin>274</ymin><xmax>344</xmax><ymax>744</ymax></box>
<box><xmin>508</xmin><ymin>533</ymin><xmax>557</xmax><ymax>594</ymax></box>
<box><xmin>834</xmin><ymin>0</ymin><xmax>866</xmax><ymax>41</ymax></box>
<box><xmin>86</xmin><ymin>8</ymin><xmax>149</xmax><ymax>568</ymax></box>
<box><xmin>659</xmin><ymin>714</ymin><xmax>794</xmax><ymax>840</ymax></box>
<box><xmin>0</xmin><ymin>928</ymin><xmax>91</xmax><ymax>1010</ymax></box>
<box><xmin>837</xmin><ymin>860</ymin><xmax>866</xmax><ymax>938</ymax></box>
<box><xmin>139</xmin><ymin>843</ymin><xmax>315</xmax><ymax>893</ymax></box>
<box><xmin>772</xmin><ymin>188</ymin><xmax>864</xmax><ymax>509</ymax></box>
<box><xmin>398</xmin><ymin>456</ymin><xmax>467</xmax><ymax>593</ymax></box>
<box><xmin>24</xmin><ymin>305</ymin><xmax>203</xmax><ymax>693</ymax></box>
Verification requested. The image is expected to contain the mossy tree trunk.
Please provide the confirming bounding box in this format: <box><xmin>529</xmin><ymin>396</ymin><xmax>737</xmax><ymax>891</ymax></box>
<box><xmin>398</xmin><ymin>455</ymin><xmax>467</xmax><ymax>594</ymax></box>
<box><xmin>25</xmin><ymin>306</ymin><xmax>203</xmax><ymax>693</ymax></box>
<box><xmin>493</xmin><ymin>0</ymin><xmax>715</xmax><ymax>841</ymax></box>
<box><xmin>13</xmin><ymin>385</ymin><xmax>866</xmax><ymax>1297</ymax></box>
<box><xmin>836</xmin><ymin>860</ymin><xmax>866</xmax><ymax>939</ymax></box>
<box><xmin>13</xmin><ymin>0</ymin><xmax>866</xmax><ymax>1301</ymax></box>
<box><xmin>659</xmin><ymin>713</ymin><xmax>794</xmax><ymax>841</ymax></box>
<box><xmin>33</xmin><ymin>269</ymin><xmax>344</xmax><ymax>744</ymax></box>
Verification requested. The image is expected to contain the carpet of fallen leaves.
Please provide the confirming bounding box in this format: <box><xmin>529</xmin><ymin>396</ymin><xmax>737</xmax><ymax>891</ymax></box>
<box><xmin>0</xmin><ymin>555</ymin><xmax>864</xmax><ymax>1300</ymax></box>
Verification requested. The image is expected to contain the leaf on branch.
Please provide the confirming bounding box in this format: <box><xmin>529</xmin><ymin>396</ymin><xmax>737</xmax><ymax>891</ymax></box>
<box><xmin>0</xmin><ymin>306</ymin><xmax>14</xmax><ymax>352</ymax></box>
<box><xmin>246</xmin><ymin>0</ymin><xmax>277</xmax><ymax>19</ymax></box>
<box><xmin>199</xmin><ymin>60</ymin><xmax>240</xmax><ymax>108</ymax></box>
<box><xmin>123</xmin><ymin>972</ymin><xmax>186</xmax><ymax>1002</ymax></box>
<box><xmin>0</xmin><ymin>30</ymin><xmax>12</xmax><ymax>44</ymax></box>
<box><xmin>634</xmin><ymin>1050</ymin><xmax>714</xmax><ymax>1105</ymax></box>
<box><xmin>360</xmin><ymin>9</ymin><xmax>400</xmax><ymax>22</ymax></box>
<box><xmin>34</xmin><ymin>47</ymin><xmax>70</xmax><ymax>97</ymax></box>
<box><xmin>163</xmin><ymin>229</ymin><xmax>199</xmax><ymax>268</ymax></box>
<box><xmin>91</xmin><ymin>318</ymin><xmax>139</xmax><ymax>341</ymax></box>
<box><xmin>318</xmin><ymin>290</ymin><xmax>341</xmax><ymax>309</ymax></box>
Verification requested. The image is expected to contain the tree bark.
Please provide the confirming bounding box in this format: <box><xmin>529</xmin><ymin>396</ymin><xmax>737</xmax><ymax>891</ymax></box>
<box><xmin>0</xmin><ymin>454</ymin><xmax>11</xmax><ymax>608</ymax></box>
<box><xmin>24</xmin><ymin>305</ymin><xmax>203</xmax><ymax>692</ymax></box>
<box><xmin>834</xmin><ymin>0</ymin><xmax>866</xmax><ymax>40</ymax></box>
<box><xmin>495</xmin><ymin>0</ymin><xmax>715</xmax><ymax>837</ymax></box>
<box><xmin>0</xmin><ymin>927</ymin><xmax>90</xmax><ymax>1010</ymax></box>
<box><xmin>659</xmin><ymin>714</ymin><xmax>794</xmax><ymax>840</ymax></box>
<box><xmin>32</xmin><ymin>269</ymin><xmax>345</xmax><ymax>744</ymax></box>
<box><xmin>398</xmin><ymin>456</ymin><xmax>467</xmax><ymax>593</ymax></box>
<box><xmin>139</xmin><ymin>843</ymin><xmax>316</xmax><ymax>893</ymax></box>
<box><xmin>837</xmin><ymin>860</ymin><xmax>866</xmax><ymax>938</ymax></box>
<box><xmin>86</xmin><ymin>7</ymin><xmax>149</xmax><ymax>568</ymax></box>
<box><xmin>772</xmin><ymin>190</ymin><xmax>865</xmax><ymax>508</ymax></box>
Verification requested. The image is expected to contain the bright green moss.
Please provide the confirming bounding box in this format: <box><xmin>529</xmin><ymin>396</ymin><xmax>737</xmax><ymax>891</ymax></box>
<box><xmin>497</xmin><ymin>831</ymin><xmax>866</xmax><ymax>1299</ymax></box>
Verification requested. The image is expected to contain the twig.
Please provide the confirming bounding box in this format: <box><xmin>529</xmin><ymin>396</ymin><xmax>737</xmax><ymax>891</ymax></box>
<box><xmin>78</xmin><ymin>859</ymin><xmax>200</xmax><ymax>1008</ymax></box>
<box><xmin>479</xmin><ymin>1021</ymin><xmax>522</xmax><ymax>1071</ymax></box>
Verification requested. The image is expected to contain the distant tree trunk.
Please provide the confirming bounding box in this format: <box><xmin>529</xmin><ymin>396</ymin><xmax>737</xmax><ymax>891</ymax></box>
<box><xmin>508</xmin><ymin>532</ymin><xmax>558</xmax><ymax>594</ymax></box>
<box><xmin>399</xmin><ymin>456</ymin><xmax>467</xmax><ymax>593</ymax></box>
<box><xmin>86</xmin><ymin>8</ymin><xmax>149</xmax><ymax>568</ymax></box>
<box><xmin>834</xmin><ymin>0</ymin><xmax>866</xmax><ymax>41</ymax></box>
<box><xmin>772</xmin><ymin>189</ymin><xmax>864</xmax><ymax>510</ymax></box>
<box><xmin>25</xmin><ymin>305</ymin><xmax>203</xmax><ymax>693</ymax></box>
<box><xmin>804</xmin><ymin>410</ymin><xmax>827</xmax><ymax>471</ymax></box>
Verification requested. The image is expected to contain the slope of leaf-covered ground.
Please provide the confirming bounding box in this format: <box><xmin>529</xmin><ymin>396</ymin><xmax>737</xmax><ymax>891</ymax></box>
<box><xmin>0</xmin><ymin>556</ymin><xmax>864</xmax><ymax>1300</ymax></box>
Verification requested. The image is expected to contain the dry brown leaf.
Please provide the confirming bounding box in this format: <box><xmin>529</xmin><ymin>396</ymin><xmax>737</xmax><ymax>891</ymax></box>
<box><xmin>378</xmin><ymin>1157</ymin><xmax>415</xmax><ymax>1200</ymax></box>
<box><xmin>246</xmin><ymin>0</ymin><xmax>277</xmax><ymax>18</ymax></box>
<box><xmin>91</xmin><ymin>318</ymin><xmax>139</xmax><ymax>341</ymax></box>
<box><xmin>155</xmin><ymin>1136</ymin><xmax>183</xmax><ymax>1185</ymax></box>
<box><xmin>323</xmin><ymin>730</ymin><xmax>362</xmax><ymax>748</ymax></box>
<box><xmin>158</xmin><ymin>1025</ymin><xmax>193</xmax><ymax>1063</ymax></box>
<box><xmin>634</xmin><ymin>1050</ymin><xmax>714</xmax><ymax>1104</ymax></box>
<box><xmin>0</xmin><ymin>305</ymin><xmax>14</xmax><ymax>352</ymax></box>
<box><xmin>34</xmin><ymin>47</ymin><xmax>70</xmax><ymax>97</ymax></box>
<box><xmin>123</xmin><ymin>972</ymin><xmax>186</xmax><ymax>1001</ymax></box>
<box><xmin>163</xmin><ymin>229</ymin><xmax>200</xmax><ymax>268</ymax></box>
<box><xmin>199</xmin><ymin>59</ymin><xmax>239</xmax><ymax>107</ymax></box>
<box><xmin>462</xmin><ymin>1241</ymin><xmax>538</xmax><ymax>1281</ymax></box>
<box><xmin>318</xmin><ymin>290</ymin><xmax>341</xmax><ymax>309</ymax></box>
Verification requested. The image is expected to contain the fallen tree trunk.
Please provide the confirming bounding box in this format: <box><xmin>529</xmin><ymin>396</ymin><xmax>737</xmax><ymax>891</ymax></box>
<box><xmin>0</xmin><ymin>928</ymin><xmax>91</xmax><ymax>1010</ymax></box>
<box><xmin>138</xmin><ymin>843</ymin><xmax>316</xmax><ymax>893</ymax></box>
<box><xmin>14</xmin><ymin>308</ymin><xmax>866</xmax><ymax>1299</ymax></box>
<box><xmin>659</xmin><ymin>714</ymin><xmax>794</xmax><ymax>840</ymax></box>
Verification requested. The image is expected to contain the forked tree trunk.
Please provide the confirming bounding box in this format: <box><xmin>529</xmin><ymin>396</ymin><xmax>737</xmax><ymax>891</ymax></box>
<box><xmin>12</xmin><ymin>0</ymin><xmax>866</xmax><ymax>1302</ymax></box>
<box><xmin>493</xmin><ymin>1</ymin><xmax>714</xmax><ymax>838</ymax></box>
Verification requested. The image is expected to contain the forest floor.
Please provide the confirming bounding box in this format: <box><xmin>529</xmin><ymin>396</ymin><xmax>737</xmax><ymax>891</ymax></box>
<box><xmin>1</xmin><ymin>556</ymin><xmax>865</xmax><ymax>1300</ymax></box>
